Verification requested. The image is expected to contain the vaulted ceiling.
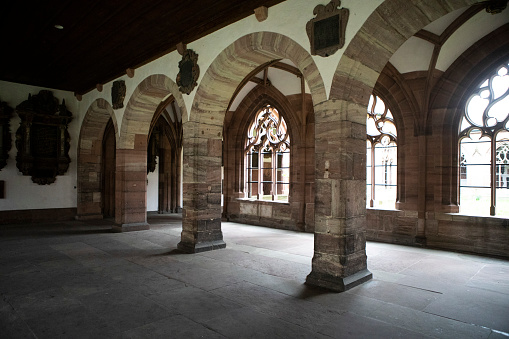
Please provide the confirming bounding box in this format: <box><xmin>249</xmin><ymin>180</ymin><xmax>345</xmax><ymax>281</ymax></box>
<box><xmin>0</xmin><ymin>0</ymin><xmax>285</xmax><ymax>95</ymax></box>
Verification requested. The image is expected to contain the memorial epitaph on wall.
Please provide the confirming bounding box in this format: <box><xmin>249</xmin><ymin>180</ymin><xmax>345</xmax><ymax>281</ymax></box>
<box><xmin>0</xmin><ymin>100</ymin><xmax>13</xmax><ymax>171</ymax></box>
<box><xmin>112</xmin><ymin>80</ymin><xmax>126</xmax><ymax>109</ymax></box>
<box><xmin>15</xmin><ymin>91</ymin><xmax>73</xmax><ymax>185</ymax></box>
<box><xmin>176</xmin><ymin>49</ymin><xmax>200</xmax><ymax>95</ymax></box>
<box><xmin>306</xmin><ymin>0</ymin><xmax>349</xmax><ymax>57</ymax></box>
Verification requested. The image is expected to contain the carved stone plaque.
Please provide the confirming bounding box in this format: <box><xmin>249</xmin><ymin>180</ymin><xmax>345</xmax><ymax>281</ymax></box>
<box><xmin>0</xmin><ymin>100</ymin><xmax>13</xmax><ymax>170</ymax></box>
<box><xmin>306</xmin><ymin>0</ymin><xmax>349</xmax><ymax>57</ymax></box>
<box><xmin>112</xmin><ymin>80</ymin><xmax>126</xmax><ymax>109</ymax></box>
<box><xmin>176</xmin><ymin>49</ymin><xmax>200</xmax><ymax>95</ymax></box>
<box><xmin>15</xmin><ymin>91</ymin><xmax>72</xmax><ymax>185</ymax></box>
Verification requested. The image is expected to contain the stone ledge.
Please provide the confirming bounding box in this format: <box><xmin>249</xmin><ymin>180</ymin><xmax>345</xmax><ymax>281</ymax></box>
<box><xmin>75</xmin><ymin>213</ymin><xmax>103</xmax><ymax>221</ymax></box>
<box><xmin>0</xmin><ymin>208</ymin><xmax>77</xmax><ymax>224</ymax></box>
<box><xmin>177</xmin><ymin>240</ymin><xmax>226</xmax><ymax>253</ymax></box>
<box><xmin>305</xmin><ymin>268</ymin><xmax>372</xmax><ymax>292</ymax></box>
<box><xmin>112</xmin><ymin>222</ymin><xmax>150</xmax><ymax>232</ymax></box>
<box><xmin>236</xmin><ymin>198</ymin><xmax>290</xmax><ymax>205</ymax></box>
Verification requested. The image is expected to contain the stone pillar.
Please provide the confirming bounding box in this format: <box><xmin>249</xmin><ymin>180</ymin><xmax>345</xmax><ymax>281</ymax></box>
<box><xmin>170</xmin><ymin>148</ymin><xmax>178</xmax><ymax>212</ymax></box>
<box><xmin>76</xmin><ymin>143</ymin><xmax>103</xmax><ymax>220</ymax></box>
<box><xmin>113</xmin><ymin>134</ymin><xmax>150</xmax><ymax>232</ymax></box>
<box><xmin>158</xmin><ymin>145</ymin><xmax>170</xmax><ymax>213</ymax></box>
<box><xmin>306</xmin><ymin>100</ymin><xmax>372</xmax><ymax>292</ymax></box>
<box><xmin>178</xmin><ymin>122</ymin><xmax>225</xmax><ymax>253</ymax></box>
<box><xmin>416</xmin><ymin>134</ymin><xmax>427</xmax><ymax>245</ymax></box>
<box><xmin>176</xmin><ymin>147</ymin><xmax>182</xmax><ymax>212</ymax></box>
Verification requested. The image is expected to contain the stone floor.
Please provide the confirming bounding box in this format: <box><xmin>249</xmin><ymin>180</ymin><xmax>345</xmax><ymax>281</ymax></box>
<box><xmin>1</xmin><ymin>214</ymin><xmax>508</xmax><ymax>339</ymax></box>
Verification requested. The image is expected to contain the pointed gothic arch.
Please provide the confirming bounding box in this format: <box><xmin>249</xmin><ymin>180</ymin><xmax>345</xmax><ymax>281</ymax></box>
<box><xmin>76</xmin><ymin>98</ymin><xmax>116</xmax><ymax>220</ymax></box>
<box><xmin>179</xmin><ymin>31</ymin><xmax>326</xmax><ymax>253</ymax></box>
<box><xmin>113</xmin><ymin>74</ymin><xmax>188</xmax><ymax>231</ymax></box>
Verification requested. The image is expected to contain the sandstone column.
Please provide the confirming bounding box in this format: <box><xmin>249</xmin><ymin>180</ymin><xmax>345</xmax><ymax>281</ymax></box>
<box><xmin>113</xmin><ymin>134</ymin><xmax>150</xmax><ymax>232</ymax></box>
<box><xmin>306</xmin><ymin>100</ymin><xmax>372</xmax><ymax>291</ymax></box>
<box><xmin>177</xmin><ymin>120</ymin><xmax>226</xmax><ymax>253</ymax></box>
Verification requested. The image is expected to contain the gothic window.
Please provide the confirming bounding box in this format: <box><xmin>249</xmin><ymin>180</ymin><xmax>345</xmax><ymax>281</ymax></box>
<box><xmin>366</xmin><ymin>95</ymin><xmax>397</xmax><ymax>209</ymax></box>
<box><xmin>458</xmin><ymin>61</ymin><xmax>509</xmax><ymax>217</ymax></box>
<box><xmin>245</xmin><ymin>105</ymin><xmax>290</xmax><ymax>201</ymax></box>
<box><xmin>460</xmin><ymin>153</ymin><xmax>467</xmax><ymax>181</ymax></box>
<box><xmin>496</xmin><ymin>143</ymin><xmax>509</xmax><ymax>189</ymax></box>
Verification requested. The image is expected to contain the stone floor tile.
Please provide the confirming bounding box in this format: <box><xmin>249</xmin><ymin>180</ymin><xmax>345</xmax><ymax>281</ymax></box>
<box><xmin>151</xmin><ymin>285</ymin><xmax>245</xmax><ymax>322</ymax></box>
<box><xmin>0</xmin><ymin>299</ymin><xmax>37</xmax><ymax>339</ymax></box>
<box><xmin>77</xmin><ymin>288</ymin><xmax>174</xmax><ymax>332</ymax></box>
<box><xmin>1</xmin><ymin>217</ymin><xmax>508</xmax><ymax>338</ymax></box>
<box><xmin>0</xmin><ymin>259</ymin><xmax>35</xmax><ymax>276</ymax></box>
<box><xmin>307</xmin><ymin>292</ymin><xmax>492</xmax><ymax>338</ymax></box>
<box><xmin>121</xmin><ymin>315</ymin><xmax>226</xmax><ymax>339</ymax></box>
<box><xmin>399</xmin><ymin>255</ymin><xmax>485</xmax><ymax>285</ymax></box>
<box><xmin>488</xmin><ymin>330</ymin><xmax>509</xmax><ymax>339</ymax></box>
<box><xmin>366</xmin><ymin>248</ymin><xmax>426</xmax><ymax>273</ymax></box>
<box><xmin>5</xmin><ymin>288</ymin><xmax>80</xmax><ymax>315</ymax></box>
<box><xmin>347</xmin><ymin>279</ymin><xmax>441</xmax><ymax>310</ymax></box>
<box><xmin>318</xmin><ymin>311</ymin><xmax>432</xmax><ymax>338</ymax></box>
<box><xmin>256</xmin><ymin>297</ymin><xmax>346</xmax><ymax>332</ymax></box>
<box><xmin>211</xmin><ymin>281</ymin><xmax>289</xmax><ymax>308</ymax></box>
<box><xmin>369</xmin><ymin>268</ymin><xmax>406</xmax><ymax>283</ymax></box>
<box><xmin>467</xmin><ymin>264</ymin><xmax>509</xmax><ymax>295</ymax></box>
<box><xmin>200</xmin><ymin>307</ymin><xmax>330</xmax><ymax>339</ymax></box>
<box><xmin>0</xmin><ymin>266</ymin><xmax>58</xmax><ymax>297</ymax></box>
<box><xmin>424</xmin><ymin>286</ymin><xmax>509</xmax><ymax>333</ymax></box>
<box><xmin>22</xmin><ymin>303</ymin><xmax>117</xmax><ymax>339</ymax></box>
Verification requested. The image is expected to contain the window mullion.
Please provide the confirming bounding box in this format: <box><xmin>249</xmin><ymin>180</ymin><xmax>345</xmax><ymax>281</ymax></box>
<box><xmin>257</xmin><ymin>150</ymin><xmax>262</xmax><ymax>200</ymax></box>
<box><xmin>491</xmin><ymin>137</ymin><xmax>497</xmax><ymax>216</ymax></box>
<box><xmin>272</xmin><ymin>149</ymin><xmax>276</xmax><ymax>201</ymax></box>
<box><xmin>370</xmin><ymin>145</ymin><xmax>375</xmax><ymax>207</ymax></box>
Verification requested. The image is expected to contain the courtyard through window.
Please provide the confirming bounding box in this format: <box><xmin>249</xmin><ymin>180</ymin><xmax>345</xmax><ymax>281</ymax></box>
<box><xmin>458</xmin><ymin>61</ymin><xmax>509</xmax><ymax>217</ymax></box>
<box><xmin>245</xmin><ymin>105</ymin><xmax>290</xmax><ymax>202</ymax></box>
<box><xmin>366</xmin><ymin>95</ymin><xmax>397</xmax><ymax>209</ymax></box>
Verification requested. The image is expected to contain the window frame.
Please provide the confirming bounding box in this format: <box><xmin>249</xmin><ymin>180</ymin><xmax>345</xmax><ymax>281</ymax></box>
<box><xmin>366</xmin><ymin>94</ymin><xmax>398</xmax><ymax>209</ymax></box>
<box><xmin>244</xmin><ymin>105</ymin><xmax>290</xmax><ymax>202</ymax></box>
<box><xmin>458</xmin><ymin>60</ymin><xmax>509</xmax><ymax>216</ymax></box>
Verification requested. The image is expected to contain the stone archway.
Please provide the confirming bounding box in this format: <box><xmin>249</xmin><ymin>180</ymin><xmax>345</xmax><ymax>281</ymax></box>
<box><xmin>309</xmin><ymin>0</ymin><xmax>482</xmax><ymax>291</ymax></box>
<box><xmin>114</xmin><ymin>74</ymin><xmax>187</xmax><ymax>231</ymax></box>
<box><xmin>178</xmin><ymin>32</ymin><xmax>327</xmax><ymax>253</ymax></box>
<box><xmin>76</xmin><ymin>98</ymin><xmax>117</xmax><ymax>220</ymax></box>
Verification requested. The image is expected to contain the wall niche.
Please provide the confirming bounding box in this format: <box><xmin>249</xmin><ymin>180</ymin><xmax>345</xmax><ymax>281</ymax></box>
<box><xmin>15</xmin><ymin>90</ymin><xmax>73</xmax><ymax>185</ymax></box>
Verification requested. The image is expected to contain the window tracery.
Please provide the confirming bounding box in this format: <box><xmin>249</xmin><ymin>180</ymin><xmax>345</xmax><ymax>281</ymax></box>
<box><xmin>458</xmin><ymin>61</ymin><xmax>509</xmax><ymax>216</ymax></box>
<box><xmin>366</xmin><ymin>94</ymin><xmax>397</xmax><ymax>209</ymax></box>
<box><xmin>245</xmin><ymin>105</ymin><xmax>290</xmax><ymax>201</ymax></box>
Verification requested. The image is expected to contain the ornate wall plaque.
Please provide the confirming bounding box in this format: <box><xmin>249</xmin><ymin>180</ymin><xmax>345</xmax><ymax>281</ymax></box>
<box><xmin>176</xmin><ymin>49</ymin><xmax>200</xmax><ymax>95</ymax></box>
<box><xmin>0</xmin><ymin>100</ymin><xmax>13</xmax><ymax>170</ymax></box>
<box><xmin>306</xmin><ymin>0</ymin><xmax>349</xmax><ymax>57</ymax></box>
<box><xmin>15</xmin><ymin>90</ymin><xmax>73</xmax><ymax>185</ymax></box>
<box><xmin>112</xmin><ymin>80</ymin><xmax>126</xmax><ymax>109</ymax></box>
<box><xmin>485</xmin><ymin>0</ymin><xmax>508</xmax><ymax>14</ymax></box>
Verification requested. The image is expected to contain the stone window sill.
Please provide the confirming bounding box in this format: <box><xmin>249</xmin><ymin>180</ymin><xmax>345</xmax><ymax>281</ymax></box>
<box><xmin>236</xmin><ymin>198</ymin><xmax>290</xmax><ymax>205</ymax></box>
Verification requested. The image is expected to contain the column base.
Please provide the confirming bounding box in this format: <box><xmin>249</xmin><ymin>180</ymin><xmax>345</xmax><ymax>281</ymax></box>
<box><xmin>415</xmin><ymin>235</ymin><xmax>427</xmax><ymax>245</ymax></box>
<box><xmin>112</xmin><ymin>222</ymin><xmax>150</xmax><ymax>233</ymax></box>
<box><xmin>305</xmin><ymin>269</ymin><xmax>372</xmax><ymax>292</ymax></box>
<box><xmin>75</xmin><ymin>213</ymin><xmax>103</xmax><ymax>221</ymax></box>
<box><xmin>177</xmin><ymin>240</ymin><xmax>226</xmax><ymax>253</ymax></box>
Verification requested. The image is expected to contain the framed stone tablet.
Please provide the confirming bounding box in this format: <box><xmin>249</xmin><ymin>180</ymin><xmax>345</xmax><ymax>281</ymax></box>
<box><xmin>15</xmin><ymin>91</ymin><xmax>72</xmax><ymax>185</ymax></box>
<box><xmin>176</xmin><ymin>49</ymin><xmax>200</xmax><ymax>95</ymax></box>
<box><xmin>306</xmin><ymin>0</ymin><xmax>349</xmax><ymax>57</ymax></box>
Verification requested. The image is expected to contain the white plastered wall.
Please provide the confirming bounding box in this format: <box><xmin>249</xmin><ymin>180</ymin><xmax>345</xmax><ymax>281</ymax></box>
<box><xmin>0</xmin><ymin>81</ymin><xmax>79</xmax><ymax>210</ymax></box>
<box><xmin>0</xmin><ymin>0</ymin><xmax>385</xmax><ymax>212</ymax></box>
